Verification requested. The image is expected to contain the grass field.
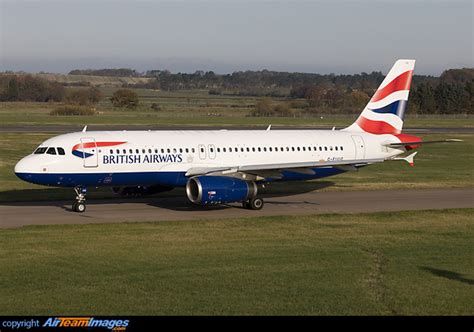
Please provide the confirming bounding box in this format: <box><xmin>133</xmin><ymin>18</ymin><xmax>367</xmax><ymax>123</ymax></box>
<box><xmin>1</xmin><ymin>88</ymin><xmax>473</xmax><ymax>128</ymax></box>
<box><xmin>0</xmin><ymin>209</ymin><xmax>472</xmax><ymax>315</ymax></box>
<box><xmin>0</xmin><ymin>132</ymin><xmax>472</xmax><ymax>202</ymax></box>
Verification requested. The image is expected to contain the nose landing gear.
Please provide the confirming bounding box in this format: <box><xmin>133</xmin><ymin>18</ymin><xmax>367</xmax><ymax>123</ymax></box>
<box><xmin>72</xmin><ymin>186</ymin><xmax>87</xmax><ymax>213</ymax></box>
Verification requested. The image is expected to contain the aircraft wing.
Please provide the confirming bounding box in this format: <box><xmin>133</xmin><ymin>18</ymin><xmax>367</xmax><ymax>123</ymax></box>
<box><xmin>185</xmin><ymin>158</ymin><xmax>384</xmax><ymax>177</ymax></box>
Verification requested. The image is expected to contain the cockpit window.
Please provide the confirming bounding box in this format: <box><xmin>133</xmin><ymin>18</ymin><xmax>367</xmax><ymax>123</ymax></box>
<box><xmin>34</xmin><ymin>147</ymin><xmax>47</xmax><ymax>154</ymax></box>
<box><xmin>46</xmin><ymin>147</ymin><xmax>57</xmax><ymax>155</ymax></box>
<box><xmin>57</xmin><ymin>147</ymin><xmax>65</xmax><ymax>155</ymax></box>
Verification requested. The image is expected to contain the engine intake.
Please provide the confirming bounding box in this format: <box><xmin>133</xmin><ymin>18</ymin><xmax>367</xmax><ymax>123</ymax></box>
<box><xmin>186</xmin><ymin>176</ymin><xmax>257</xmax><ymax>205</ymax></box>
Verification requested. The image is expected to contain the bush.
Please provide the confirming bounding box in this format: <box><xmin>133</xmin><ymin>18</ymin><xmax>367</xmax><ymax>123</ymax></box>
<box><xmin>251</xmin><ymin>98</ymin><xmax>274</xmax><ymax>117</ymax></box>
<box><xmin>110</xmin><ymin>89</ymin><xmax>139</xmax><ymax>108</ymax></box>
<box><xmin>50</xmin><ymin>106</ymin><xmax>96</xmax><ymax>116</ymax></box>
<box><xmin>150</xmin><ymin>103</ymin><xmax>161</xmax><ymax>111</ymax></box>
<box><xmin>65</xmin><ymin>87</ymin><xmax>102</xmax><ymax>105</ymax></box>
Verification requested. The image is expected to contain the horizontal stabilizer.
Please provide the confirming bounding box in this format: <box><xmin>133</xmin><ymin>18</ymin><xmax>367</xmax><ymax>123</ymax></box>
<box><xmin>384</xmin><ymin>138</ymin><xmax>463</xmax><ymax>147</ymax></box>
<box><xmin>392</xmin><ymin>152</ymin><xmax>418</xmax><ymax>167</ymax></box>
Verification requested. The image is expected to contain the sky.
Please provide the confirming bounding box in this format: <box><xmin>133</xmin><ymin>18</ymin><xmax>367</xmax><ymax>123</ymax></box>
<box><xmin>0</xmin><ymin>0</ymin><xmax>472</xmax><ymax>75</ymax></box>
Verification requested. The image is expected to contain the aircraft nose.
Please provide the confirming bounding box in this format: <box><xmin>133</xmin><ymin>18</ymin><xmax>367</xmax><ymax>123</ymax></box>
<box><xmin>14</xmin><ymin>157</ymin><xmax>35</xmax><ymax>182</ymax></box>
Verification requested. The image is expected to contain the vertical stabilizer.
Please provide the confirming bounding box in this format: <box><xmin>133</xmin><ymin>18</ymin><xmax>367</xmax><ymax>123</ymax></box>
<box><xmin>344</xmin><ymin>59</ymin><xmax>415</xmax><ymax>135</ymax></box>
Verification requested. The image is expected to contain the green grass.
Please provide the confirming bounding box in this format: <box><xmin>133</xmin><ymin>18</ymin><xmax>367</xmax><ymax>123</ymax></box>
<box><xmin>0</xmin><ymin>209</ymin><xmax>472</xmax><ymax>315</ymax></box>
<box><xmin>0</xmin><ymin>88</ymin><xmax>473</xmax><ymax>128</ymax></box>
<box><xmin>0</xmin><ymin>132</ymin><xmax>472</xmax><ymax>202</ymax></box>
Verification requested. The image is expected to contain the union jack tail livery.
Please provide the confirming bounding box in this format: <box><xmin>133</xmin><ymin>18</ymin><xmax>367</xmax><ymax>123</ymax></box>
<box><xmin>345</xmin><ymin>59</ymin><xmax>415</xmax><ymax>135</ymax></box>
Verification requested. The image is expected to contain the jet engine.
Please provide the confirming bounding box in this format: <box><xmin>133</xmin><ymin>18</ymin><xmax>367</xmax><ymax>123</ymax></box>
<box><xmin>186</xmin><ymin>176</ymin><xmax>257</xmax><ymax>205</ymax></box>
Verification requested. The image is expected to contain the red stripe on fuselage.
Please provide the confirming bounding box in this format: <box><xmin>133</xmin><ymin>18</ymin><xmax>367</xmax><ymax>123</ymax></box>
<box><xmin>72</xmin><ymin>141</ymin><xmax>126</xmax><ymax>151</ymax></box>
<box><xmin>370</xmin><ymin>70</ymin><xmax>413</xmax><ymax>103</ymax></box>
<box><xmin>356</xmin><ymin>116</ymin><xmax>400</xmax><ymax>135</ymax></box>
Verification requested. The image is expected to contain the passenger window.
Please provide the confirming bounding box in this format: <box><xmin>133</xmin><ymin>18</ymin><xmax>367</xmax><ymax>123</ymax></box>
<box><xmin>302</xmin><ymin>147</ymin><xmax>306</xmax><ymax>151</ymax></box>
<box><xmin>57</xmin><ymin>147</ymin><xmax>65</xmax><ymax>155</ymax></box>
<box><xmin>167</xmin><ymin>149</ymin><xmax>171</xmax><ymax>153</ymax></box>
<box><xmin>324</xmin><ymin>147</ymin><xmax>328</xmax><ymax>151</ymax></box>
<box><xmin>252</xmin><ymin>147</ymin><xmax>256</xmax><ymax>152</ymax></box>
<box><xmin>149</xmin><ymin>149</ymin><xmax>152</xmax><ymax>153</ymax></box>
<box><xmin>229</xmin><ymin>147</ymin><xmax>232</xmax><ymax>152</ymax></box>
<box><xmin>217</xmin><ymin>148</ymin><xmax>220</xmax><ymax>153</ymax></box>
<box><xmin>161</xmin><ymin>149</ymin><xmax>165</xmax><ymax>153</ymax></box>
<box><xmin>335</xmin><ymin>146</ymin><xmax>338</xmax><ymax>151</ymax></box>
<box><xmin>131</xmin><ymin>149</ymin><xmax>134</xmax><ymax>154</ymax></box>
<box><xmin>185</xmin><ymin>148</ymin><xmax>189</xmax><ymax>153</ymax></box>
<box><xmin>192</xmin><ymin>148</ymin><xmax>195</xmax><ymax>153</ymax></box>
<box><xmin>142</xmin><ymin>149</ymin><xmax>146</xmax><ymax>153</ymax></box>
<box><xmin>116</xmin><ymin>149</ymin><xmax>120</xmax><ymax>154</ymax></box>
<box><xmin>110</xmin><ymin>149</ymin><xmax>113</xmax><ymax>154</ymax></box>
<box><xmin>341</xmin><ymin>146</ymin><xmax>344</xmax><ymax>151</ymax></box>
<box><xmin>123</xmin><ymin>149</ymin><xmax>127</xmax><ymax>154</ymax></box>
<box><xmin>46</xmin><ymin>147</ymin><xmax>56</xmax><ymax>155</ymax></box>
<box><xmin>136</xmin><ymin>149</ymin><xmax>139</xmax><ymax>154</ymax></box>
<box><xmin>223</xmin><ymin>148</ymin><xmax>226</xmax><ymax>152</ymax></box>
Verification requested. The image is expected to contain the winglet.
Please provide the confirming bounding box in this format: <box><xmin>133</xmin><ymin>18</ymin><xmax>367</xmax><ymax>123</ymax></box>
<box><xmin>393</xmin><ymin>151</ymin><xmax>418</xmax><ymax>167</ymax></box>
<box><xmin>82</xmin><ymin>125</ymin><xmax>88</xmax><ymax>132</ymax></box>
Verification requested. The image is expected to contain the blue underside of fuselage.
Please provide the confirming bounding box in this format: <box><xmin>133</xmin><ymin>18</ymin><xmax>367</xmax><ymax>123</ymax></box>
<box><xmin>15</xmin><ymin>168</ymin><xmax>346</xmax><ymax>188</ymax></box>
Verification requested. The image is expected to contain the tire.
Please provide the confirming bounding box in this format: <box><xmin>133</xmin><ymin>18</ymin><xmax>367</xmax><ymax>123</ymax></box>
<box><xmin>249</xmin><ymin>197</ymin><xmax>264</xmax><ymax>210</ymax></box>
<box><xmin>75</xmin><ymin>202</ymin><xmax>86</xmax><ymax>213</ymax></box>
<box><xmin>242</xmin><ymin>200</ymin><xmax>251</xmax><ymax>209</ymax></box>
<box><xmin>72</xmin><ymin>202</ymin><xmax>78</xmax><ymax>212</ymax></box>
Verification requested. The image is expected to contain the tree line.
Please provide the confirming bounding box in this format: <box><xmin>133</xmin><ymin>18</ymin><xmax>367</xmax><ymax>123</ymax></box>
<box><xmin>1</xmin><ymin>68</ymin><xmax>473</xmax><ymax>115</ymax></box>
<box><xmin>0</xmin><ymin>74</ymin><xmax>102</xmax><ymax>105</ymax></box>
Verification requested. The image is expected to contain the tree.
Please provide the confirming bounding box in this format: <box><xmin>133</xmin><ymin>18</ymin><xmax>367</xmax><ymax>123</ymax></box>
<box><xmin>110</xmin><ymin>89</ymin><xmax>139</xmax><ymax>109</ymax></box>
<box><xmin>88</xmin><ymin>86</ymin><xmax>102</xmax><ymax>104</ymax></box>
<box><xmin>252</xmin><ymin>98</ymin><xmax>274</xmax><ymax>117</ymax></box>
<box><xmin>6</xmin><ymin>77</ymin><xmax>19</xmax><ymax>101</ymax></box>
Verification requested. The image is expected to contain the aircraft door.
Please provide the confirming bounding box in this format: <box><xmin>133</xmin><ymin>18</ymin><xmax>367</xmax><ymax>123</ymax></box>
<box><xmin>208</xmin><ymin>144</ymin><xmax>216</xmax><ymax>159</ymax></box>
<box><xmin>80</xmin><ymin>137</ymin><xmax>98</xmax><ymax>168</ymax></box>
<box><xmin>351</xmin><ymin>135</ymin><xmax>366</xmax><ymax>159</ymax></box>
<box><xmin>198</xmin><ymin>144</ymin><xmax>206</xmax><ymax>160</ymax></box>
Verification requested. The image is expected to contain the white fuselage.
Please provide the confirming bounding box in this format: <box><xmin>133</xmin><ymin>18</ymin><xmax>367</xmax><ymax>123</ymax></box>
<box><xmin>14</xmin><ymin>129</ymin><xmax>403</xmax><ymax>188</ymax></box>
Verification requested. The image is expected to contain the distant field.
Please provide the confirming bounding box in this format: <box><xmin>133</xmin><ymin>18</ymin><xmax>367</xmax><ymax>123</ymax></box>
<box><xmin>1</xmin><ymin>208</ymin><xmax>472</xmax><ymax>315</ymax></box>
<box><xmin>0</xmin><ymin>132</ymin><xmax>472</xmax><ymax>202</ymax></box>
<box><xmin>0</xmin><ymin>88</ymin><xmax>472</xmax><ymax>128</ymax></box>
<box><xmin>34</xmin><ymin>73</ymin><xmax>154</xmax><ymax>86</ymax></box>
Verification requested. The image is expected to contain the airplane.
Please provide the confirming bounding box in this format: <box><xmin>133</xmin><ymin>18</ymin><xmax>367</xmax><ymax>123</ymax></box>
<box><xmin>14</xmin><ymin>59</ymin><xmax>459</xmax><ymax>212</ymax></box>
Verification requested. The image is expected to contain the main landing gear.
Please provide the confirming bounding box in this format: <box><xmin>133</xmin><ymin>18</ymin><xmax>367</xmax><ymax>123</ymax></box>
<box><xmin>242</xmin><ymin>197</ymin><xmax>264</xmax><ymax>210</ymax></box>
<box><xmin>72</xmin><ymin>186</ymin><xmax>87</xmax><ymax>213</ymax></box>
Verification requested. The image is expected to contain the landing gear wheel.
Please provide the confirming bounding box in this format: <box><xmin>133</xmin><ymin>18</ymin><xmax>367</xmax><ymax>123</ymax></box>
<box><xmin>72</xmin><ymin>186</ymin><xmax>87</xmax><ymax>213</ymax></box>
<box><xmin>75</xmin><ymin>202</ymin><xmax>86</xmax><ymax>213</ymax></box>
<box><xmin>242</xmin><ymin>200</ymin><xmax>251</xmax><ymax>209</ymax></box>
<box><xmin>249</xmin><ymin>197</ymin><xmax>264</xmax><ymax>210</ymax></box>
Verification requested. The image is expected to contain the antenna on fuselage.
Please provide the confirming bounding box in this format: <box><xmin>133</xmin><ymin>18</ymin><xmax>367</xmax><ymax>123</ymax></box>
<box><xmin>82</xmin><ymin>125</ymin><xmax>88</xmax><ymax>132</ymax></box>
<box><xmin>266</xmin><ymin>125</ymin><xmax>271</xmax><ymax>131</ymax></box>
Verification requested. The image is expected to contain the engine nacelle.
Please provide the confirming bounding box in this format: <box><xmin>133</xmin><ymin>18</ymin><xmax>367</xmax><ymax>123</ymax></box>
<box><xmin>186</xmin><ymin>176</ymin><xmax>257</xmax><ymax>205</ymax></box>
